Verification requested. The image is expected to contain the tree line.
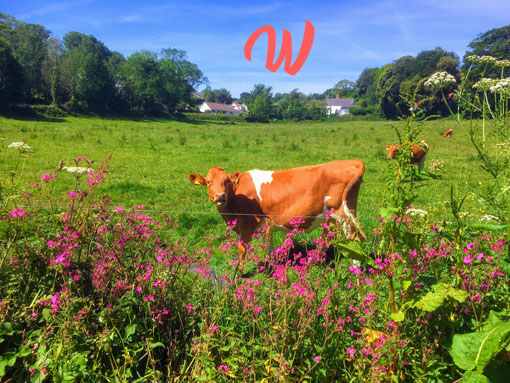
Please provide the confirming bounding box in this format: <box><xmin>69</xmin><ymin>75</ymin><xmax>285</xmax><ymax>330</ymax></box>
<box><xmin>0</xmin><ymin>11</ymin><xmax>508</xmax><ymax>120</ymax></box>
<box><xmin>0</xmin><ymin>12</ymin><xmax>207</xmax><ymax>115</ymax></box>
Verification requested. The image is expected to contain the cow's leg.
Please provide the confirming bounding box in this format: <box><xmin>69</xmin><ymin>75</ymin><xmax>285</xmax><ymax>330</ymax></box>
<box><xmin>329</xmin><ymin>202</ymin><xmax>364</xmax><ymax>241</ymax></box>
<box><xmin>238</xmin><ymin>241</ymin><xmax>247</xmax><ymax>270</ymax></box>
<box><xmin>264</xmin><ymin>221</ymin><xmax>274</xmax><ymax>255</ymax></box>
<box><xmin>332</xmin><ymin>174</ymin><xmax>366</xmax><ymax>241</ymax></box>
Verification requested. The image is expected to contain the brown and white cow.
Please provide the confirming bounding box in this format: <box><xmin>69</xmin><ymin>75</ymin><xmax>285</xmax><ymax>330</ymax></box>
<box><xmin>385</xmin><ymin>140</ymin><xmax>429</xmax><ymax>171</ymax></box>
<box><xmin>189</xmin><ymin>160</ymin><xmax>366</xmax><ymax>267</ymax></box>
<box><xmin>443</xmin><ymin>129</ymin><xmax>453</xmax><ymax>138</ymax></box>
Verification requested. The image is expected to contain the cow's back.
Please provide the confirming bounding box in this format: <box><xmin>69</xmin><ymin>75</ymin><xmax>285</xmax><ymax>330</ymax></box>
<box><xmin>235</xmin><ymin>160</ymin><xmax>364</xmax><ymax>229</ymax></box>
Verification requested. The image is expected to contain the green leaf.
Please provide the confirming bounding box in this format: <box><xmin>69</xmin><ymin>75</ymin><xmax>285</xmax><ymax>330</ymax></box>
<box><xmin>43</xmin><ymin>308</ymin><xmax>52</xmax><ymax>322</ymax></box>
<box><xmin>451</xmin><ymin>317</ymin><xmax>510</xmax><ymax>372</ymax></box>
<box><xmin>414</xmin><ymin>283</ymin><xmax>467</xmax><ymax>312</ymax></box>
<box><xmin>466</xmin><ymin>223</ymin><xmax>509</xmax><ymax>232</ymax></box>
<box><xmin>124</xmin><ymin>324</ymin><xmax>136</xmax><ymax>340</ymax></box>
<box><xmin>391</xmin><ymin>311</ymin><xmax>405</xmax><ymax>323</ymax></box>
<box><xmin>334</xmin><ymin>240</ymin><xmax>373</xmax><ymax>265</ymax></box>
<box><xmin>379</xmin><ymin>207</ymin><xmax>400</xmax><ymax>220</ymax></box>
<box><xmin>0</xmin><ymin>353</ymin><xmax>17</xmax><ymax>377</ymax></box>
<box><xmin>460</xmin><ymin>371</ymin><xmax>490</xmax><ymax>383</ymax></box>
<box><xmin>149</xmin><ymin>341</ymin><xmax>165</xmax><ymax>349</ymax></box>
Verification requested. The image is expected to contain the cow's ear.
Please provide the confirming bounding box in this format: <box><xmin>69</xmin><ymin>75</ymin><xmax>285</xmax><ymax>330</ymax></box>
<box><xmin>189</xmin><ymin>173</ymin><xmax>206</xmax><ymax>186</ymax></box>
<box><xmin>229</xmin><ymin>171</ymin><xmax>241</xmax><ymax>185</ymax></box>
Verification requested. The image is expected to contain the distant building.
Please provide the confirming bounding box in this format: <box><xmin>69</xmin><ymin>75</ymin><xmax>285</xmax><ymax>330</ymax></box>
<box><xmin>326</xmin><ymin>95</ymin><xmax>357</xmax><ymax>116</ymax></box>
<box><xmin>231</xmin><ymin>101</ymin><xmax>248</xmax><ymax>113</ymax></box>
<box><xmin>198</xmin><ymin>101</ymin><xmax>247</xmax><ymax>115</ymax></box>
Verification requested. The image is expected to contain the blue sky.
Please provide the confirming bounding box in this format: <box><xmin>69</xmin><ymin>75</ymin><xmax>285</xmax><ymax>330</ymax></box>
<box><xmin>3</xmin><ymin>0</ymin><xmax>510</xmax><ymax>97</ymax></box>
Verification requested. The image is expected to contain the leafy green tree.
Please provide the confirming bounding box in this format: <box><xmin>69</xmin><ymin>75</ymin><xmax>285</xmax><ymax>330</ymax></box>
<box><xmin>376</xmin><ymin>64</ymin><xmax>400</xmax><ymax>119</ymax></box>
<box><xmin>324</xmin><ymin>79</ymin><xmax>356</xmax><ymax>98</ymax></box>
<box><xmin>411</xmin><ymin>47</ymin><xmax>458</xmax><ymax>78</ymax></box>
<box><xmin>159</xmin><ymin>48</ymin><xmax>207</xmax><ymax>111</ymax></box>
<box><xmin>0</xmin><ymin>13</ymin><xmax>50</xmax><ymax>103</ymax></box>
<box><xmin>356</xmin><ymin>68</ymin><xmax>377</xmax><ymax>96</ymax></box>
<box><xmin>119</xmin><ymin>48</ymin><xmax>206</xmax><ymax>114</ymax></box>
<box><xmin>105</xmin><ymin>51</ymin><xmax>127</xmax><ymax>112</ymax></box>
<box><xmin>463</xmin><ymin>25</ymin><xmax>510</xmax><ymax>78</ymax></box>
<box><xmin>61</xmin><ymin>31</ymin><xmax>115</xmax><ymax>112</ymax></box>
<box><xmin>464</xmin><ymin>25</ymin><xmax>510</xmax><ymax>61</ymax></box>
<box><xmin>0</xmin><ymin>37</ymin><xmax>22</xmax><ymax>107</ymax></box>
<box><xmin>41</xmin><ymin>37</ymin><xmax>64</xmax><ymax>105</ymax></box>
<box><xmin>119</xmin><ymin>50</ymin><xmax>161</xmax><ymax>113</ymax></box>
<box><xmin>202</xmin><ymin>86</ymin><xmax>233</xmax><ymax>104</ymax></box>
<box><xmin>11</xmin><ymin>21</ymin><xmax>50</xmax><ymax>102</ymax></box>
<box><xmin>244</xmin><ymin>85</ymin><xmax>274</xmax><ymax>122</ymax></box>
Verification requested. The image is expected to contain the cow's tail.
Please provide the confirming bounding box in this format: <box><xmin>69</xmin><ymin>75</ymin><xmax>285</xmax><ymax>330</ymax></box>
<box><xmin>341</xmin><ymin>162</ymin><xmax>366</xmax><ymax>241</ymax></box>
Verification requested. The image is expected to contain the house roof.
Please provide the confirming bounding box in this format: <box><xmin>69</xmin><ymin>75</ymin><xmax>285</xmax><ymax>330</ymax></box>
<box><xmin>202</xmin><ymin>102</ymin><xmax>239</xmax><ymax>113</ymax></box>
<box><xmin>326</xmin><ymin>98</ymin><xmax>354</xmax><ymax>107</ymax></box>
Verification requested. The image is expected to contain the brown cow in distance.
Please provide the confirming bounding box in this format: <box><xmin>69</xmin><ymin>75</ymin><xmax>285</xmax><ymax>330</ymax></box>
<box><xmin>443</xmin><ymin>129</ymin><xmax>453</xmax><ymax>138</ymax></box>
<box><xmin>385</xmin><ymin>140</ymin><xmax>429</xmax><ymax>171</ymax></box>
<box><xmin>189</xmin><ymin>160</ymin><xmax>366</xmax><ymax>268</ymax></box>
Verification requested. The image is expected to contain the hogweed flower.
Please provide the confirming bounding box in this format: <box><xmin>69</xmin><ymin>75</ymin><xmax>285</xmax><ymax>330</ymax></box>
<box><xmin>495</xmin><ymin>59</ymin><xmax>510</xmax><ymax>68</ymax></box>
<box><xmin>489</xmin><ymin>78</ymin><xmax>510</xmax><ymax>95</ymax></box>
<box><xmin>406</xmin><ymin>208</ymin><xmax>428</xmax><ymax>218</ymax></box>
<box><xmin>62</xmin><ymin>166</ymin><xmax>94</xmax><ymax>177</ymax></box>
<box><xmin>8</xmin><ymin>141</ymin><xmax>32</xmax><ymax>152</ymax></box>
<box><xmin>424</xmin><ymin>71</ymin><xmax>456</xmax><ymax>89</ymax></box>
<box><xmin>466</xmin><ymin>55</ymin><xmax>497</xmax><ymax>64</ymax></box>
<box><xmin>473</xmin><ymin>78</ymin><xmax>499</xmax><ymax>91</ymax></box>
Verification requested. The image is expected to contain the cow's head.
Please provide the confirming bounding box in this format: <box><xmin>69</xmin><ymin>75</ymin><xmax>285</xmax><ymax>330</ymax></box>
<box><xmin>189</xmin><ymin>167</ymin><xmax>241</xmax><ymax>208</ymax></box>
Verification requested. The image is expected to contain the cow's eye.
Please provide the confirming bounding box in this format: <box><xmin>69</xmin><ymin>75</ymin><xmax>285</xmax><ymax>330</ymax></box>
<box><xmin>206</xmin><ymin>180</ymin><xmax>210</xmax><ymax>185</ymax></box>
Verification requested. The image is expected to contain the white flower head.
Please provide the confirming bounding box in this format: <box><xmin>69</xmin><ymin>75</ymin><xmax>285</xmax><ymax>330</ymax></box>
<box><xmin>8</xmin><ymin>142</ymin><xmax>32</xmax><ymax>152</ymax></box>
<box><xmin>63</xmin><ymin>166</ymin><xmax>93</xmax><ymax>177</ymax></box>
<box><xmin>480</xmin><ymin>214</ymin><xmax>500</xmax><ymax>223</ymax></box>
<box><xmin>489</xmin><ymin>78</ymin><xmax>510</xmax><ymax>94</ymax></box>
<box><xmin>495</xmin><ymin>59</ymin><xmax>510</xmax><ymax>68</ymax></box>
<box><xmin>406</xmin><ymin>208</ymin><xmax>428</xmax><ymax>218</ymax></box>
<box><xmin>467</xmin><ymin>55</ymin><xmax>497</xmax><ymax>64</ymax></box>
<box><xmin>424</xmin><ymin>71</ymin><xmax>456</xmax><ymax>89</ymax></box>
<box><xmin>473</xmin><ymin>78</ymin><xmax>498</xmax><ymax>91</ymax></box>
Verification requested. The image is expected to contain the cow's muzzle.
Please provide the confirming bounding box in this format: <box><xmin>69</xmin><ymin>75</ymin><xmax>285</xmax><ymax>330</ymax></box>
<box><xmin>214</xmin><ymin>193</ymin><xmax>227</xmax><ymax>207</ymax></box>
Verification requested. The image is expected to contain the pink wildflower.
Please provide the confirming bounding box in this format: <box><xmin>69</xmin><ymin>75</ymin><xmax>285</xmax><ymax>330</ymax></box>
<box><xmin>10</xmin><ymin>208</ymin><xmax>27</xmax><ymax>217</ymax></box>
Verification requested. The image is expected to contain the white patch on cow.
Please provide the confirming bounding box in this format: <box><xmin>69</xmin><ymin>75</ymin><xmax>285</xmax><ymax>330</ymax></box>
<box><xmin>248</xmin><ymin>169</ymin><xmax>273</xmax><ymax>202</ymax></box>
<box><xmin>307</xmin><ymin>196</ymin><xmax>332</xmax><ymax>231</ymax></box>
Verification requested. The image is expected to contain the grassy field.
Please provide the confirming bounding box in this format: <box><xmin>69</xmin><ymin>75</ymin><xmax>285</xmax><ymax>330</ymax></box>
<box><xmin>2</xmin><ymin>114</ymin><xmax>508</xmax><ymax>381</ymax></box>
<box><xmin>1</xmin><ymin>115</ymin><xmax>487</xmax><ymax>248</ymax></box>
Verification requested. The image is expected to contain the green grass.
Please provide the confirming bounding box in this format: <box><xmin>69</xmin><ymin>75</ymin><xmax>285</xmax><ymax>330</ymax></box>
<box><xmin>1</xmin><ymin>115</ymin><xmax>489</xmax><ymax>252</ymax></box>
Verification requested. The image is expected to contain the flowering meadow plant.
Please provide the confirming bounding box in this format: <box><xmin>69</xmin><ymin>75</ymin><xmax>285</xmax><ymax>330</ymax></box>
<box><xmin>426</xmin><ymin>55</ymin><xmax>510</xmax><ymax>227</ymax></box>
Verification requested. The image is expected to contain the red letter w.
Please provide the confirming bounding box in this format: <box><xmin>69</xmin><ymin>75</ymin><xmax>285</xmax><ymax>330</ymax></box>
<box><xmin>244</xmin><ymin>20</ymin><xmax>315</xmax><ymax>76</ymax></box>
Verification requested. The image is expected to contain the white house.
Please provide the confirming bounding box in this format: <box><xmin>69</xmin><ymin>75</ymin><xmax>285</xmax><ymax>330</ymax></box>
<box><xmin>326</xmin><ymin>95</ymin><xmax>357</xmax><ymax>116</ymax></box>
<box><xmin>198</xmin><ymin>101</ymin><xmax>247</xmax><ymax>115</ymax></box>
<box><xmin>231</xmin><ymin>101</ymin><xmax>248</xmax><ymax>113</ymax></box>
